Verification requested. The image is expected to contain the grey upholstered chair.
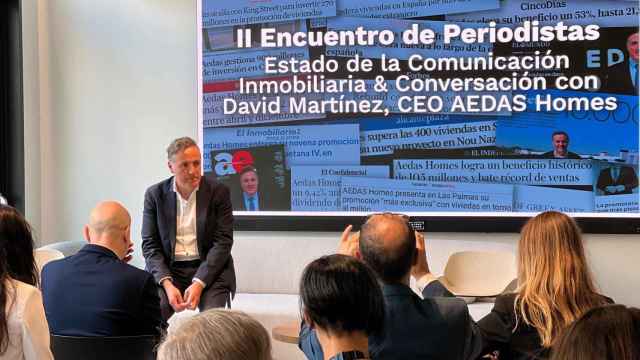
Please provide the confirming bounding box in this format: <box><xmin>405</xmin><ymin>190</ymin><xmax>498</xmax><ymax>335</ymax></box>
<box><xmin>38</xmin><ymin>240</ymin><xmax>86</xmax><ymax>257</ymax></box>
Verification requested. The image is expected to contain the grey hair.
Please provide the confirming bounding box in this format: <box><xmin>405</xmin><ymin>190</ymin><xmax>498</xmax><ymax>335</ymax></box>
<box><xmin>167</xmin><ymin>137</ymin><xmax>198</xmax><ymax>161</ymax></box>
<box><xmin>157</xmin><ymin>310</ymin><xmax>272</xmax><ymax>360</ymax></box>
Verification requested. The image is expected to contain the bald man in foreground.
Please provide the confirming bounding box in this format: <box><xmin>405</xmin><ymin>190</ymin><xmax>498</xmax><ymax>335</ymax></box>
<box><xmin>41</xmin><ymin>201</ymin><xmax>164</xmax><ymax>336</ymax></box>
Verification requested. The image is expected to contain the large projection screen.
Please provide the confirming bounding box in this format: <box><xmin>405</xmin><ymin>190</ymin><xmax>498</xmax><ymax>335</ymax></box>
<box><xmin>198</xmin><ymin>0</ymin><xmax>640</xmax><ymax>233</ymax></box>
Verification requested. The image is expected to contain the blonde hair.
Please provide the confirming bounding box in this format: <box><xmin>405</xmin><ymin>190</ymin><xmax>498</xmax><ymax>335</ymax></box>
<box><xmin>157</xmin><ymin>310</ymin><xmax>272</xmax><ymax>360</ymax></box>
<box><xmin>515</xmin><ymin>211</ymin><xmax>607</xmax><ymax>347</ymax></box>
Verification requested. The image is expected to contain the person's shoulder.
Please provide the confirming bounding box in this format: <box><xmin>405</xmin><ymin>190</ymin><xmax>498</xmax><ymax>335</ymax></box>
<box><xmin>41</xmin><ymin>256</ymin><xmax>69</xmax><ymax>278</ymax></box>
<box><xmin>8</xmin><ymin>278</ymin><xmax>42</xmax><ymax>309</ymax></box>
<box><xmin>427</xmin><ymin>294</ymin><xmax>470</xmax><ymax>316</ymax></box>
<box><xmin>10</xmin><ymin>278</ymin><xmax>39</xmax><ymax>296</ymax></box>
<box><xmin>567</xmin><ymin>151</ymin><xmax>581</xmax><ymax>159</ymax></box>
<box><xmin>493</xmin><ymin>292</ymin><xmax>517</xmax><ymax>308</ymax></box>
<box><xmin>145</xmin><ymin>177</ymin><xmax>173</xmax><ymax>196</ymax></box>
<box><xmin>539</xmin><ymin>151</ymin><xmax>554</xmax><ymax>158</ymax></box>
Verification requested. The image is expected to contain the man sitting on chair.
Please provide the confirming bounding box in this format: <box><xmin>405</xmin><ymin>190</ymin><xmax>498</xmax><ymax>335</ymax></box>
<box><xmin>41</xmin><ymin>201</ymin><xmax>164</xmax><ymax>336</ymax></box>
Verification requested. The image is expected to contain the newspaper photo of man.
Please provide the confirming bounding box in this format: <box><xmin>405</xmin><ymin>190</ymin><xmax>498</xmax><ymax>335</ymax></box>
<box><xmin>238</xmin><ymin>166</ymin><xmax>261</xmax><ymax>211</ymax></box>
<box><xmin>539</xmin><ymin>131</ymin><xmax>581</xmax><ymax>159</ymax></box>
<box><xmin>604</xmin><ymin>31</ymin><xmax>639</xmax><ymax>95</ymax></box>
<box><xmin>596</xmin><ymin>162</ymin><xmax>639</xmax><ymax>196</ymax></box>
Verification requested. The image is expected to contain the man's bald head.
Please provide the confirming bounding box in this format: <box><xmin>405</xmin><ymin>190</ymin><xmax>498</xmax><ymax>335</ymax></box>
<box><xmin>84</xmin><ymin>201</ymin><xmax>131</xmax><ymax>259</ymax></box>
<box><xmin>359</xmin><ymin>213</ymin><xmax>415</xmax><ymax>284</ymax></box>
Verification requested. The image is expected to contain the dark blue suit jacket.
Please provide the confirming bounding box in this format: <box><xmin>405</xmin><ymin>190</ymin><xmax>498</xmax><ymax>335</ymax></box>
<box><xmin>141</xmin><ymin>174</ymin><xmax>236</xmax><ymax>291</ymax></box>
<box><xmin>299</xmin><ymin>281</ymin><xmax>482</xmax><ymax>360</ymax></box>
<box><xmin>41</xmin><ymin>244</ymin><xmax>164</xmax><ymax>336</ymax></box>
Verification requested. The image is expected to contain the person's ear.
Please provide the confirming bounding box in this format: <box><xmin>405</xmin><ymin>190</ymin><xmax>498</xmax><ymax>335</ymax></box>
<box><xmin>83</xmin><ymin>225</ymin><xmax>91</xmax><ymax>243</ymax></box>
<box><xmin>123</xmin><ymin>226</ymin><xmax>131</xmax><ymax>246</ymax></box>
<box><xmin>167</xmin><ymin>160</ymin><xmax>175</xmax><ymax>174</ymax></box>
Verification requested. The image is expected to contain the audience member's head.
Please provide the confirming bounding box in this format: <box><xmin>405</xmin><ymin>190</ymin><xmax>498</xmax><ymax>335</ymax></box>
<box><xmin>157</xmin><ymin>309</ymin><xmax>271</xmax><ymax>360</ymax></box>
<box><xmin>515</xmin><ymin>211</ymin><xmax>607</xmax><ymax>347</ymax></box>
<box><xmin>359</xmin><ymin>213</ymin><xmax>415</xmax><ymax>284</ymax></box>
<box><xmin>300</xmin><ymin>254</ymin><xmax>384</xmax><ymax>337</ymax></box>
<box><xmin>551</xmin><ymin>304</ymin><xmax>640</xmax><ymax>360</ymax></box>
<box><xmin>0</xmin><ymin>205</ymin><xmax>38</xmax><ymax>354</ymax></box>
<box><xmin>0</xmin><ymin>205</ymin><xmax>38</xmax><ymax>286</ymax></box>
<box><xmin>83</xmin><ymin>201</ymin><xmax>132</xmax><ymax>260</ymax></box>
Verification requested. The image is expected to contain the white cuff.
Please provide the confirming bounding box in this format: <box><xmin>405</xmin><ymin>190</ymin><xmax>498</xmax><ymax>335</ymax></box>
<box><xmin>159</xmin><ymin>276</ymin><xmax>172</xmax><ymax>286</ymax></box>
<box><xmin>192</xmin><ymin>277</ymin><xmax>206</xmax><ymax>288</ymax></box>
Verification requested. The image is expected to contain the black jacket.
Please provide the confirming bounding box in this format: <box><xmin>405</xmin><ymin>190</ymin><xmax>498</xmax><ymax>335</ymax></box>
<box><xmin>477</xmin><ymin>293</ymin><xmax>613</xmax><ymax>360</ymax></box>
<box><xmin>41</xmin><ymin>244</ymin><xmax>164</xmax><ymax>336</ymax></box>
<box><xmin>300</xmin><ymin>281</ymin><xmax>482</xmax><ymax>360</ymax></box>
<box><xmin>141</xmin><ymin>174</ymin><xmax>236</xmax><ymax>292</ymax></box>
<box><xmin>596</xmin><ymin>166</ymin><xmax>639</xmax><ymax>195</ymax></box>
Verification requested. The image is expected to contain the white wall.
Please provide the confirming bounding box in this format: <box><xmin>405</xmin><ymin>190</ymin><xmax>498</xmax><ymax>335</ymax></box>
<box><xmin>23</xmin><ymin>0</ymin><xmax>197</xmax><ymax>267</ymax></box>
<box><xmin>22</xmin><ymin>0</ymin><xmax>640</xmax><ymax>306</ymax></box>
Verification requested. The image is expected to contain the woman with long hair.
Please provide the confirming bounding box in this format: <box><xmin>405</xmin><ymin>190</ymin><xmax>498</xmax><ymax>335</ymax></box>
<box><xmin>0</xmin><ymin>205</ymin><xmax>53</xmax><ymax>359</ymax></box>
<box><xmin>478</xmin><ymin>211</ymin><xmax>611</xmax><ymax>359</ymax></box>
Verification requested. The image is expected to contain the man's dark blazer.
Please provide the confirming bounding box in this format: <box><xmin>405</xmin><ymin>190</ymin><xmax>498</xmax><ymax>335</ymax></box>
<box><xmin>141</xmin><ymin>174</ymin><xmax>236</xmax><ymax>292</ymax></box>
<box><xmin>596</xmin><ymin>166</ymin><xmax>639</xmax><ymax>195</ymax></box>
<box><xmin>539</xmin><ymin>151</ymin><xmax>581</xmax><ymax>159</ymax></box>
<box><xmin>41</xmin><ymin>244</ymin><xmax>164</xmax><ymax>336</ymax></box>
<box><xmin>299</xmin><ymin>281</ymin><xmax>482</xmax><ymax>360</ymax></box>
<box><xmin>603</xmin><ymin>61</ymin><xmax>636</xmax><ymax>95</ymax></box>
<box><xmin>232</xmin><ymin>191</ymin><xmax>267</xmax><ymax>211</ymax></box>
